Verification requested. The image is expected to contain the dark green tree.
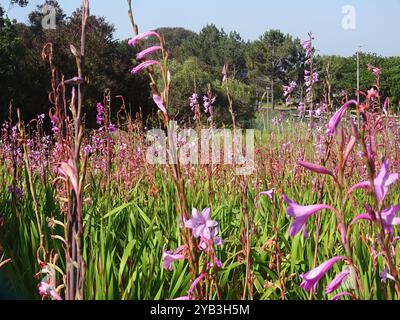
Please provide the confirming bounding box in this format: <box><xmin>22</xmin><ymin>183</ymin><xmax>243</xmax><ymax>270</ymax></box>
<box><xmin>182</xmin><ymin>24</ymin><xmax>247</xmax><ymax>78</ymax></box>
<box><xmin>246</xmin><ymin>30</ymin><xmax>305</xmax><ymax>109</ymax></box>
<box><xmin>153</xmin><ymin>27</ymin><xmax>195</xmax><ymax>59</ymax></box>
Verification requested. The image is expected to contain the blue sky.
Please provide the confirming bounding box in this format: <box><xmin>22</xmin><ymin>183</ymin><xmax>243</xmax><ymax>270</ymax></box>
<box><xmin>2</xmin><ymin>0</ymin><xmax>399</xmax><ymax>56</ymax></box>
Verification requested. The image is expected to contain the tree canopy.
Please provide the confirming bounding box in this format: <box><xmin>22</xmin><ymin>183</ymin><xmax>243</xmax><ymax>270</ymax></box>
<box><xmin>1</xmin><ymin>1</ymin><xmax>400</xmax><ymax>128</ymax></box>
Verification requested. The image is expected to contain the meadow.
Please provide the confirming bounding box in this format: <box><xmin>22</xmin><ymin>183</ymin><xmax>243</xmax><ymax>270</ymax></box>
<box><xmin>1</xmin><ymin>0</ymin><xmax>400</xmax><ymax>301</ymax></box>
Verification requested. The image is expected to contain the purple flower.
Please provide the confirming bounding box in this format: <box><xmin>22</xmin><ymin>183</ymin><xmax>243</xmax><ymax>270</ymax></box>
<box><xmin>198</xmin><ymin>227</ymin><xmax>224</xmax><ymax>250</ymax></box>
<box><xmin>381</xmin><ymin>205</ymin><xmax>400</xmax><ymax>235</ymax></box>
<box><xmin>207</xmin><ymin>259</ymin><xmax>223</xmax><ymax>270</ymax></box>
<box><xmin>298</xmin><ymin>102</ymin><xmax>305</xmax><ymax>116</ymax></box>
<box><xmin>188</xmin><ymin>272</ymin><xmax>206</xmax><ymax>298</ymax></box>
<box><xmin>300</xmin><ymin>256</ymin><xmax>346</xmax><ymax>292</ymax></box>
<box><xmin>283</xmin><ymin>81</ymin><xmax>297</xmax><ymax>104</ymax></box>
<box><xmin>282</xmin><ymin>194</ymin><xmax>334</xmax><ymax>238</ymax></box>
<box><xmin>162</xmin><ymin>245</ymin><xmax>186</xmax><ymax>271</ymax></box>
<box><xmin>380</xmin><ymin>267</ymin><xmax>395</xmax><ymax>283</ymax></box>
<box><xmin>347</xmin><ymin>160</ymin><xmax>398</xmax><ymax>202</ymax></box>
<box><xmin>136</xmin><ymin>45</ymin><xmax>162</xmax><ymax>60</ymax></box>
<box><xmin>153</xmin><ymin>94</ymin><xmax>167</xmax><ymax>115</ymax></box>
<box><xmin>96</xmin><ymin>102</ymin><xmax>105</xmax><ymax>126</ymax></box>
<box><xmin>7</xmin><ymin>185</ymin><xmax>23</xmax><ymax>199</ymax></box>
<box><xmin>302</xmin><ymin>32</ymin><xmax>314</xmax><ymax>59</ymax></box>
<box><xmin>131</xmin><ymin>60</ymin><xmax>160</xmax><ymax>74</ymax></box>
<box><xmin>326</xmin><ymin>269</ymin><xmax>350</xmax><ymax>294</ymax></box>
<box><xmin>51</xmin><ymin>114</ymin><xmax>59</xmax><ymax>134</ymax></box>
<box><xmin>298</xmin><ymin>160</ymin><xmax>335</xmax><ymax>178</ymax></box>
<box><xmin>185</xmin><ymin>208</ymin><xmax>218</xmax><ymax>241</ymax></box>
<box><xmin>84</xmin><ymin>145</ymin><xmax>92</xmax><ymax>157</ymax></box>
<box><xmin>108</xmin><ymin>123</ymin><xmax>117</xmax><ymax>133</ymax></box>
<box><xmin>350</xmin><ymin>212</ymin><xmax>376</xmax><ymax>227</ymax></box>
<box><xmin>203</xmin><ymin>95</ymin><xmax>216</xmax><ymax>114</ymax></box>
<box><xmin>368</xmin><ymin>64</ymin><xmax>381</xmax><ymax>77</ymax></box>
<box><xmin>254</xmin><ymin>189</ymin><xmax>274</xmax><ymax>209</ymax></box>
<box><xmin>374</xmin><ymin>161</ymin><xmax>399</xmax><ymax>202</ymax></box>
<box><xmin>327</xmin><ymin>100</ymin><xmax>357</xmax><ymax>135</ymax></box>
<box><xmin>37</xmin><ymin>282</ymin><xmax>62</xmax><ymax>300</ymax></box>
<box><xmin>97</xmin><ymin>102</ymin><xmax>104</xmax><ymax>114</ymax></box>
<box><xmin>189</xmin><ymin>93</ymin><xmax>199</xmax><ymax>112</ymax></box>
<box><xmin>304</xmin><ymin>71</ymin><xmax>318</xmax><ymax>88</ymax></box>
<box><xmin>128</xmin><ymin>31</ymin><xmax>162</xmax><ymax>47</ymax></box>
<box><xmin>332</xmin><ymin>291</ymin><xmax>354</xmax><ymax>300</ymax></box>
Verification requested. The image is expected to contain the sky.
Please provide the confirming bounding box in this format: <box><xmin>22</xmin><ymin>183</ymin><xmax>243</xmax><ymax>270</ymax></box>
<box><xmin>2</xmin><ymin>0</ymin><xmax>400</xmax><ymax>57</ymax></box>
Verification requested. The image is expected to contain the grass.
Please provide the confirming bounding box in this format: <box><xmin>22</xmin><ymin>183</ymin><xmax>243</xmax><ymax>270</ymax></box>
<box><xmin>1</xmin><ymin>117</ymin><xmax>398</xmax><ymax>300</ymax></box>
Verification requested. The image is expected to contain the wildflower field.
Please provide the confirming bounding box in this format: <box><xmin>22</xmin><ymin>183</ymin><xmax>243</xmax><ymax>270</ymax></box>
<box><xmin>1</xmin><ymin>0</ymin><xmax>400</xmax><ymax>301</ymax></box>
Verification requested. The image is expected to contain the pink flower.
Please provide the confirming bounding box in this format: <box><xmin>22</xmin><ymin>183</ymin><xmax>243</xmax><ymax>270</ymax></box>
<box><xmin>380</xmin><ymin>267</ymin><xmax>396</xmax><ymax>283</ymax></box>
<box><xmin>351</xmin><ymin>204</ymin><xmax>400</xmax><ymax>235</ymax></box>
<box><xmin>37</xmin><ymin>282</ymin><xmax>62</xmax><ymax>300</ymax></box>
<box><xmin>367</xmin><ymin>88</ymin><xmax>379</xmax><ymax>99</ymax></box>
<box><xmin>350</xmin><ymin>211</ymin><xmax>376</xmax><ymax>227</ymax></box>
<box><xmin>347</xmin><ymin>160</ymin><xmax>398</xmax><ymax>202</ymax></box>
<box><xmin>128</xmin><ymin>31</ymin><xmax>162</xmax><ymax>47</ymax></box>
<box><xmin>381</xmin><ymin>205</ymin><xmax>400</xmax><ymax>235</ymax></box>
<box><xmin>332</xmin><ymin>291</ymin><xmax>354</xmax><ymax>300</ymax></box>
<box><xmin>282</xmin><ymin>194</ymin><xmax>334</xmax><ymax>238</ymax></box>
<box><xmin>300</xmin><ymin>256</ymin><xmax>347</xmax><ymax>292</ymax></box>
<box><xmin>58</xmin><ymin>160</ymin><xmax>79</xmax><ymax>196</ymax></box>
<box><xmin>185</xmin><ymin>208</ymin><xmax>219</xmax><ymax>241</ymax></box>
<box><xmin>368</xmin><ymin>64</ymin><xmax>381</xmax><ymax>77</ymax></box>
<box><xmin>283</xmin><ymin>81</ymin><xmax>297</xmax><ymax>101</ymax></box>
<box><xmin>136</xmin><ymin>46</ymin><xmax>162</xmax><ymax>60</ymax></box>
<box><xmin>207</xmin><ymin>260</ymin><xmax>223</xmax><ymax>270</ymax></box>
<box><xmin>162</xmin><ymin>245</ymin><xmax>186</xmax><ymax>271</ymax></box>
<box><xmin>302</xmin><ymin>32</ymin><xmax>314</xmax><ymax>59</ymax></box>
<box><xmin>188</xmin><ymin>272</ymin><xmax>206</xmax><ymax>298</ymax></box>
<box><xmin>298</xmin><ymin>160</ymin><xmax>334</xmax><ymax>178</ymax></box>
<box><xmin>153</xmin><ymin>94</ymin><xmax>167</xmax><ymax>115</ymax></box>
<box><xmin>327</xmin><ymin>100</ymin><xmax>357</xmax><ymax>135</ymax></box>
<box><xmin>131</xmin><ymin>60</ymin><xmax>160</xmax><ymax>74</ymax></box>
<box><xmin>254</xmin><ymin>189</ymin><xmax>274</xmax><ymax>209</ymax></box>
<box><xmin>326</xmin><ymin>269</ymin><xmax>350</xmax><ymax>294</ymax></box>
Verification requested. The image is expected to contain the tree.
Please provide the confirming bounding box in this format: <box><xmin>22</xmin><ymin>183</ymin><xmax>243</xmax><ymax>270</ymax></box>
<box><xmin>165</xmin><ymin>57</ymin><xmax>214</xmax><ymax>122</ymax></box>
<box><xmin>0</xmin><ymin>4</ymin><xmax>153</xmax><ymax>127</ymax></box>
<box><xmin>160</xmin><ymin>57</ymin><xmax>255</xmax><ymax>127</ymax></box>
<box><xmin>153</xmin><ymin>27</ymin><xmax>194</xmax><ymax>59</ymax></box>
<box><xmin>0</xmin><ymin>6</ymin><xmax>5</xmax><ymax>28</ymax></box>
<box><xmin>318</xmin><ymin>53</ymin><xmax>382</xmax><ymax>103</ymax></box>
<box><xmin>213</xmin><ymin>79</ymin><xmax>256</xmax><ymax>128</ymax></box>
<box><xmin>11</xmin><ymin>0</ymin><xmax>29</xmax><ymax>6</ymax></box>
<box><xmin>182</xmin><ymin>24</ymin><xmax>247</xmax><ymax>78</ymax></box>
<box><xmin>246</xmin><ymin>30</ymin><xmax>305</xmax><ymax>109</ymax></box>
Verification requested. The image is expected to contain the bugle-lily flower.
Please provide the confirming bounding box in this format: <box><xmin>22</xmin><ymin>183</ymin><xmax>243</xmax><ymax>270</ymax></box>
<box><xmin>300</xmin><ymin>256</ymin><xmax>347</xmax><ymax>292</ymax></box>
<box><xmin>347</xmin><ymin>160</ymin><xmax>398</xmax><ymax>202</ymax></box>
<box><xmin>326</xmin><ymin>269</ymin><xmax>350</xmax><ymax>294</ymax></box>
<box><xmin>128</xmin><ymin>31</ymin><xmax>162</xmax><ymax>47</ymax></box>
<box><xmin>136</xmin><ymin>46</ymin><xmax>162</xmax><ymax>61</ymax></box>
<box><xmin>162</xmin><ymin>245</ymin><xmax>187</xmax><ymax>271</ymax></box>
<box><xmin>131</xmin><ymin>60</ymin><xmax>160</xmax><ymax>74</ymax></box>
<box><xmin>283</xmin><ymin>194</ymin><xmax>335</xmax><ymax>238</ymax></box>
<box><xmin>153</xmin><ymin>94</ymin><xmax>167</xmax><ymax>115</ymax></box>
<box><xmin>327</xmin><ymin>100</ymin><xmax>357</xmax><ymax>135</ymax></box>
<box><xmin>298</xmin><ymin>160</ymin><xmax>335</xmax><ymax>178</ymax></box>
